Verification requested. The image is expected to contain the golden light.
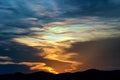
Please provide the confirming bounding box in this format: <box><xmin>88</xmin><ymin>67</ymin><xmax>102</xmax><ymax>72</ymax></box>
<box><xmin>13</xmin><ymin>18</ymin><xmax>120</xmax><ymax>74</ymax></box>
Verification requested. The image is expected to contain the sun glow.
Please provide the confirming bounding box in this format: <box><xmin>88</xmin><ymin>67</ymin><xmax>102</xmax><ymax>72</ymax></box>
<box><xmin>31</xmin><ymin>65</ymin><xmax>59</xmax><ymax>74</ymax></box>
<box><xmin>13</xmin><ymin>18</ymin><xmax>120</xmax><ymax>74</ymax></box>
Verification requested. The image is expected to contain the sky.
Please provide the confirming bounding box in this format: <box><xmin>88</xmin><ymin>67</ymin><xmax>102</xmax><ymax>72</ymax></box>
<box><xmin>0</xmin><ymin>0</ymin><xmax>120</xmax><ymax>74</ymax></box>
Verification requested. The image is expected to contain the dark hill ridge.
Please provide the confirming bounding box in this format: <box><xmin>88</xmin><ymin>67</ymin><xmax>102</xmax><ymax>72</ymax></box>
<box><xmin>0</xmin><ymin>69</ymin><xmax>120</xmax><ymax>80</ymax></box>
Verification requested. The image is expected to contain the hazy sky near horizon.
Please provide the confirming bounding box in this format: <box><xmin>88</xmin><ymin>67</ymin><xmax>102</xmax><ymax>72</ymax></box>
<box><xmin>0</xmin><ymin>0</ymin><xmax>120</xmax><ymax>74</ymax></box>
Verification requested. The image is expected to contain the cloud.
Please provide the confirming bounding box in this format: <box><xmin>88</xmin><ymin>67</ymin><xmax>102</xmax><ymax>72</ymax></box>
<box><xmin>0</xmin><ymin>40</ymin><xmax>80</xmax><ymax>73</ymax></box>
<box><xmin>0</xmin><ymin>41</ymin><xmax>43</xmax><ymax>62</ymax></box>
<box><xmin>0</xmin><ymin>56</ymin><xmax>12</xmax><ymax>61</ymax></box>
<box><xmin>40</xmin><ymin>46</ymin><xmax>82</xmax><ymax>72</ymax></box>
<box><xmin>14</xmin><ymin>17</ymin><xmax>120</xmax><ymax>43</ymax></box>
<box><xmin>0</xmin><ymin>61</ymin><xmax>58</xmax><ymax>74</ymax></box>
<box><xmin>1</xmin><ymin>37</ymin><xmax>120</xmax><ymax>73</ymax></box>
<box><xmin>65</xmin><ymin>37</ymin><xmax>120</xmax><ymax>71</ymax></box>
<box><xmin>1</xmin><ymin>0</ymin><xmax>120</xmax><ymax>42</ymax></box>
<box><xmin>0</xmin><ymin>0</ymin><xmax>120</xmax><ymax>74</ymax></box>
<box><xmin>0</xmin><ymin>61</ymin><xmax>15</xmax><ymax>65</ymax></box>
<box><xmin>13</xmin><ymin>17</ymin><xmax>120</xmax><ymax>73</ymax></box>
<box><xmin>57</xmin><ymin>0</ymin><xmax>120</xmax><ymax>17</ymax></box>
<box><xmin>19</xmin><ymin>62</ymin><xmax>58</xmax><ymax>74</ymax></box>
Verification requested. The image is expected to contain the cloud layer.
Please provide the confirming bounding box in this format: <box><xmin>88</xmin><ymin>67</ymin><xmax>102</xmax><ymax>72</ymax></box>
<box><xmin>13</xmin><ymin>17</ymin><xmax>120</xmax><ymax>73</ymax></box>
<box><xmin>0</xmin><ymin>0</ymin><xmax>120</xmax><ymax>74</ymax></box>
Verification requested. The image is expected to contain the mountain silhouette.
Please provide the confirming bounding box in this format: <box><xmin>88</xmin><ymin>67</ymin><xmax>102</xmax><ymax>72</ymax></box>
<box><xmin>0</xmin><ymin>69</ymin><xmax>120</xmax><ymax>80</ymax></box>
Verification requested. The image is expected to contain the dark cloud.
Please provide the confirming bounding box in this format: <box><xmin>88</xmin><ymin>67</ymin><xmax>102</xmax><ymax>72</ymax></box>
<box><xmin>66</xmin><ymin>37</ymin><xmax>120</xmax><ymax>71</ymax></box>
<box><xmin>0</xmin><ymin>41</ymin><xmax>43</xmax><ymax>62</ymax></box>
<box><xmin>56</xmin><ymin>0</ymin><xmax>120</xmax><ymax>18</ymax></box>
<box><xmin>0</xmin><ymin>40</ymin><xmax>48</xmax><ymax>74</ymax></box>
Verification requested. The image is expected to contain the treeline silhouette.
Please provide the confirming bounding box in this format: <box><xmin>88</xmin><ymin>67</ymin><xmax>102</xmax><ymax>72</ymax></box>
<box><xmin>0</xmin><ymin>69</ymin><xmax>120</xmax><ymax>80</ymax></box>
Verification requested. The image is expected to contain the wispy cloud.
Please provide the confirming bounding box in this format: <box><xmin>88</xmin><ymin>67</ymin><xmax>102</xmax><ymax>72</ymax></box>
<box><xmin>1</xmin><ymin>0</ymin><xmax>120</xmax><ymax>74</ymax></box>
<box><xmin>0</xmin><ymin>61</ymin><xmax>58</xmax><ymax>74</ymax></box>
<box><xmin>0</xmin><ymin>56</ymin><xmax>12</xmax><ymax>61</ymax></box>
<box><xmin>0</xmin><ymin>61</ymin><xmax>15</xmax><ymax>65</ymax></box>
<box><xmin>13</xmin><ymin>17</ymin><xmax>120</xmax><ymax>73</ymax></box>
<box><xmin>19</xmin><ymin>62</ymin><xmax>58</xmax><ymax>74</ymax></box>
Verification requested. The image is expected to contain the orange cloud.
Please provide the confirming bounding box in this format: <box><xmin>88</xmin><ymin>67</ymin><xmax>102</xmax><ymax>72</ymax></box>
<box><xmin>13</xmin><ymin>18</ymin><xmax>120</xmax><ymax>74</ymax></box>
<box><xmin>40</xmin><ymin>45</ymin><xmax>82</xmax><ymax>73</ymax></box>
<box><xmin>19</xmin><ymin>62</ymin><xmax>58</xmax><ymax>74</ymax></box>
<box><xmin>0</xmin><ymin>61</ymin><xmax>58</xmax><ymax>74</ymax></box>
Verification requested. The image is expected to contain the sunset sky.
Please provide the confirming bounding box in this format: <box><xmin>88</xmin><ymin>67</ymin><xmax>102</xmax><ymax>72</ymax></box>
<box><xmin>0</xmin><ymin>0</ymin><xmax>120</xmax><ymax>74</ymax></box>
